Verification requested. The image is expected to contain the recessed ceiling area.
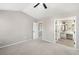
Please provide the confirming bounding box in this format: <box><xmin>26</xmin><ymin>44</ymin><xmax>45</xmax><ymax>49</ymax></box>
<box><xmin>0</xmin><ymin>3</ymin><xmax>79</xmax><ymax>20</ymax></box>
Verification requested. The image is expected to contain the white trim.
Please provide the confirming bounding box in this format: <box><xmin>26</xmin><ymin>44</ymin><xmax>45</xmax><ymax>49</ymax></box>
<box><xmin>0</xmin><ymin>39</ymin><xmax>32</xmax><ymax>49</ymax></box>
<box><xmin>74</xmin><ymin>16</ymin><xmax>77</xmax><ymax>48</ymax></box>
<box><xmin>54</xmin><ymin>19</ymin><xmax>57</xmax><ymax>43</ymax></box>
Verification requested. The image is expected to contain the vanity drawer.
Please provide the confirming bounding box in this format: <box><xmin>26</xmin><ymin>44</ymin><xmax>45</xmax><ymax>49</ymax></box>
<box><xmin>66</xmin><ymin>34</ymin><xmax>73</xmax><ymax>40</ymax></box>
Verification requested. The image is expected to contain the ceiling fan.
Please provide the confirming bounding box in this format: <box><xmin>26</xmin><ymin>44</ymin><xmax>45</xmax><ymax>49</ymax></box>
<box><xmin>34</xmin><ymin>3</ymin><xmax>47</xmax><ymax>9</ymax></box>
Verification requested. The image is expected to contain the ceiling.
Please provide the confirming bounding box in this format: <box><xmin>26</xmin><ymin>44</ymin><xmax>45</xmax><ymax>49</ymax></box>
<box><xmin>0</xmin><ymin>3</ymin><xmax>79</xmax><ymax>20</ymax></box>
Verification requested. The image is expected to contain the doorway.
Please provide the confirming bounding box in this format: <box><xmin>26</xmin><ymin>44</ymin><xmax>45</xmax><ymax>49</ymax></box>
<box><xmin>33</xmin><ymin>22</ymin><xmax>38</xmax><ymax>39</ymax></box>
<box><xmin>33</xmin><ymin>22</ymin><xmax>43</xmax><ymax>40</ymax></box>
<box><xmin>55</xmin><ymin>18</ymin><xmax>76</xmax><ymax>48</ymax></box>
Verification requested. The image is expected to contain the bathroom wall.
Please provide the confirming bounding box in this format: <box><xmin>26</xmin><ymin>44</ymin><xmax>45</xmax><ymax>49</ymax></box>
<box><xmin>0</xmin><ymin>10</ymin><xmax>36</xmax><ymax>47</ymax></box>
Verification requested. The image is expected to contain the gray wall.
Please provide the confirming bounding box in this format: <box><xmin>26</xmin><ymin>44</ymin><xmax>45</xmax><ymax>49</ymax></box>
<box><xmin>0</xmin><ymin>10</ymin><xmax>35</xmax><ymax>47</ymax></box>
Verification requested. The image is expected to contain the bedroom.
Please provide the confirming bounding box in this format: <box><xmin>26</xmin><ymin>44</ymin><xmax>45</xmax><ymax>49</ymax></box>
<box><xmin>0</xmin><ymin>3</ymin><xmax>79</xmax><ymax>55</ymax></box>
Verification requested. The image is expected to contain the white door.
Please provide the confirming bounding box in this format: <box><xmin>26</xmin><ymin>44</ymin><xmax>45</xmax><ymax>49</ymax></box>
<box><xmin>38</xmin><ymin>23</ymin><xmax>43</xmax><ymax>40</ymax></box>
<box><xmin>33</xmin><ymin>22</ymin><xmax>38</xmax><ymax>39</ymax></box>
<box><xmin>55</xmin><ymin>20</ymin><xmax>61</xmax><ymax>41</ymax></box>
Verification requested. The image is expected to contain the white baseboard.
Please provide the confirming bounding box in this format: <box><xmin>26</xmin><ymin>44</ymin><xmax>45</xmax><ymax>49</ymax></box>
<box><xmin>0</xmin><ymin>39</ymin><xmax>32</xmax><ymax>49</ymax></box>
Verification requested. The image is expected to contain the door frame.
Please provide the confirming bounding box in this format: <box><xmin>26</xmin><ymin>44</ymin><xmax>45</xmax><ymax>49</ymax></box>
<box><xmin>54</xmin><ymin>17</ymin><xmax>76</xmax><ymax>48</ymax></box>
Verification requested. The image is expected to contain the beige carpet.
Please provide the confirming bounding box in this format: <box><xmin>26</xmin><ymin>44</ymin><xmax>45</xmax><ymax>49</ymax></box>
<box><xmin>0</xmin><ymin>40</ymin><xmax>79</xmax><ymax>55</ymax></box>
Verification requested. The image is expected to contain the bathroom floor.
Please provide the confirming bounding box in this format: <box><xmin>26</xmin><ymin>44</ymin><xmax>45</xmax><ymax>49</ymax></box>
<box><xmin>56</xmin><ymin>39</ymin><xmax>74</xmax><ymax>47</ymax></box>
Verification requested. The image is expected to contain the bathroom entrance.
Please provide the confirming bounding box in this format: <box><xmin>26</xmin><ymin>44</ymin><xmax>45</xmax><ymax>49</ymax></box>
<box><xmin>55</xmin><ymin>17</ymin><xmax>76</xmax><ymax>48</ymax></box>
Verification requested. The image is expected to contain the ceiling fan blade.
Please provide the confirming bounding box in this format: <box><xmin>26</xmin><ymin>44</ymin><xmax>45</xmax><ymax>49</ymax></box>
<box><xmin>43</xmin><ymin>3</ymin><xmax>47</xmax><ymax>9</ymax></box>
<box><xmin>34</xmin><ymin>3</ymin><xmax>40</xmax><ymax>8</ymax></box>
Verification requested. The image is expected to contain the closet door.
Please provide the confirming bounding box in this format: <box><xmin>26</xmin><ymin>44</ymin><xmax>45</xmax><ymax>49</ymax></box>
<box><xmin>38</xmin><ymin>23</ymin><xmax>43</xmax><ymax>40</ymax></box>
<box><xmin>33</xmin><ymin>22</ymin><xmax>38</xmax><ymax>39</ymax></box>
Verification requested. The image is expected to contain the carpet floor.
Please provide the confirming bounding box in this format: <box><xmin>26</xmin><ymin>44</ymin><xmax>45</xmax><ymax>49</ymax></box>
<box><xmin>0</xmin><ymin>40</ymin><xmax>79</xmax><ymax>55</ymax></box>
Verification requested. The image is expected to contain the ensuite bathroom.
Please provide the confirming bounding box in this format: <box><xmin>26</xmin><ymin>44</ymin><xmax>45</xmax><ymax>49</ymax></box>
<box><xmin>55</xmin><ymin>17</ymin><xmax>76</xmax><ymax>47</ymax></box>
